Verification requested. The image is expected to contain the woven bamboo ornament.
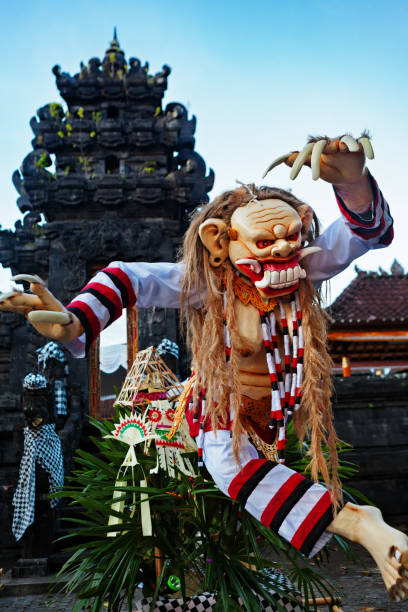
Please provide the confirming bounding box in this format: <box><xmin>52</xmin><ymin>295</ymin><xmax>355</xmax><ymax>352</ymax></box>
<box><xmin>105</xmin><ymin>411</ymin><xmax>158</xmax><ymax>537</ymax></box>
<box><xmin>115</xmin><ymin>346</ymin><xmax>183</xmax><ymax>409</ymax></box>
<box><xmin>167</xmin><ymin>373</ymin><xmax>197</xmax><ymax>440</ymax></box>
<box><xmin>148</xmin><ymin>400</ymin><xmax>196</xmax><ymax>478</ymax></box>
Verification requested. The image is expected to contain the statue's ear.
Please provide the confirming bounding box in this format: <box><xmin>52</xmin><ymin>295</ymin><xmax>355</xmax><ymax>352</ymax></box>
<box><xmin>198</xmin><ymin>219</ymin><xmax>229</xmax><ymax>267</ymax></box>
<box><xmin>297</xmin><ymin>204</ymin><xmax>314</xmax><ymax>236</ymax></box>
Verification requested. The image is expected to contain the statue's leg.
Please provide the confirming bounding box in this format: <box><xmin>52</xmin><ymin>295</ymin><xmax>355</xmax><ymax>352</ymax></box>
<box><xmin>202</xmin><ymin>428</ymin><xmax>408</xmax><ymax>601</ymax></box>
<box><xmin>328</xmin><ymin>504</ymin><xmax>408</xmax><ymax>601</ymax></box>
<box><xmin>202</xmin><ymin>429</ymin><xmax>334</xmax><ymax>558</ymax></box>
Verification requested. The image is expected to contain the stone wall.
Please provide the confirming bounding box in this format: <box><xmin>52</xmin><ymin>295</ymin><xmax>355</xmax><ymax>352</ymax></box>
<box><xmin>332</xmin><ymin>374</ymin><xmax>408</xmax><ymax>524</ymax></box>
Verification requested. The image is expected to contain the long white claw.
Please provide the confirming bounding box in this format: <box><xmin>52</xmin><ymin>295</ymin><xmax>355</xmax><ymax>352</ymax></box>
<box><xmin>340</xmin><ymin>135</ymin><xmax>360</xmax><ymax>152</ymax></box>
<box><xmin>358</xmin><ymin>136</ymin><xmax>375</xmax><ymax>160</ymax></box>
<box><xmin>11</xmin><ymin>274</ymin><xmax>45</xmax><ymax>286</ymax></box>
<box><xmin>28</xmin><ymin>310</ymin><xmax>71</xmax><ymax>325</ymax></box>
<box><xmin>0</xmin><ymin>289</ymin><xmax>22</xmax><ymax>303</ymax></box>
<box><xmin>289</xmin><ymin>143</ymin><xmax>314</xmax><ymax>180</ymax></box>
<box><xmin>311</xmin><ymin>139</ymin><xmax>327</xmax><ymax>181</ymax></box>
<box><xmin>298</xmin><ymin>246</ymin><xmax>322</xmax><ymax>261</ymax></box>
<box><xmin>262</xmin><ymin>153</ymin><xmax>291</xmax><ymax>178</ymax></box>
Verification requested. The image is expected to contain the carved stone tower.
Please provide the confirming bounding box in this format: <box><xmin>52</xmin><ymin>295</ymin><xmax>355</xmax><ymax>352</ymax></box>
<box><xmin>0</xmin><ymin>32</ymin><xmax>213</xmax><ymax>559</ymax></box>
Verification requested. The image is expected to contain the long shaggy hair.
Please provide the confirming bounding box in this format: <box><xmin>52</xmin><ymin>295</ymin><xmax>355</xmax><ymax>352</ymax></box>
<box><xmin>179</xmin><ymin>186</ymin><xmax>342</xmax><ymax>508</ymax></box>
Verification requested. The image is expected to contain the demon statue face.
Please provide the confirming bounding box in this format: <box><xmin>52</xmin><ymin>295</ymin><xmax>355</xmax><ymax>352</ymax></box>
<box><xmin>199</xmin><ymin>196</ymin><xmax>318</xmax><ymax>298</ymax></box>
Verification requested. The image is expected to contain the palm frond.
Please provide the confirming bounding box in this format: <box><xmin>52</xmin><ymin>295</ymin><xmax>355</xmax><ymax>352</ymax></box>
<box><xmin>53</xmin><ymin>412</ymin><xmax>364</xmax><ymax>610</ymax></box>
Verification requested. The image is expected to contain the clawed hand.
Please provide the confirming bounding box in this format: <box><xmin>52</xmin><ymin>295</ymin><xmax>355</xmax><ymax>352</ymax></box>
<box><xmin>388</xmin><ymin>545</ymin><xmax>408</xmax><ymax>601</ymax></box>
<box><xmin>0</xmin><ymin>274</ymin><xmax>80</xmax><ymax>341</ymax></box>
<box><xmin>263</xmin><ymin>133</ymin><xmax>374</xmax><ymax>185</ymax></box>
<box><xmin>329</xmin><ymin>504</ymin><xmax>408</xmax><ymax>602</ymax></box>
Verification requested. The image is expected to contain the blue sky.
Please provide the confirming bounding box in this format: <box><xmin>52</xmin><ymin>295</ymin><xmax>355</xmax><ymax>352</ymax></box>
<box><xmin>1</xmin><ymin>0</ymin><xmax>407</xmax><ymax>344</ymax></box>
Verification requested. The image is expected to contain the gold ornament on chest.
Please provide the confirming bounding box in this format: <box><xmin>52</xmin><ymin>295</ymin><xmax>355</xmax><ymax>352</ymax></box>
<box><xmin>232</xmin><ymin>274</ymin><xmax>278</xmax><ymax>312</ymax></box>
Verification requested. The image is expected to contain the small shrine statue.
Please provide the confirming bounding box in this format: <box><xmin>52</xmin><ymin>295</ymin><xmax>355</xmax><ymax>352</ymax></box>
<box><xmin>36</xmin><ymin>341</ymin><xmax>68</xmax><ymax>426</ymax></box>
<box><xmin>12</xmin><ymin>373</ymin><xmax>64</xmax><ymax>555</ymax></box>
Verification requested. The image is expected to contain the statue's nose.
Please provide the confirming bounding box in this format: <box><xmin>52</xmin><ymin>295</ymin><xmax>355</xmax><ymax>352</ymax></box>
<box><xmin>270</xmin><ymin>240</ymin><xmax>295</xmax><ymax>258</ymax></box>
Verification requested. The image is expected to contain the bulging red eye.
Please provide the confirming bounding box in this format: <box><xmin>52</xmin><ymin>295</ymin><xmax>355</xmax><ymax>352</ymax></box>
<box><xmin>256</xmin><ymin>239</ymin><xmax>274</xmax><ymax>249</ymax></box>
<box><xmin>288</xmin><ymin>232</ymin><xmax>299</xmax><ymax>241</ymax></box>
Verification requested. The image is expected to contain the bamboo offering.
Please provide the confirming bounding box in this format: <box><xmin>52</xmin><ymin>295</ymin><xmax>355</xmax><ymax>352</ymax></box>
<box><xmin>114</xmin><ymin>346</ymin><xmax>183</xmax><ymax>410</ymax></box>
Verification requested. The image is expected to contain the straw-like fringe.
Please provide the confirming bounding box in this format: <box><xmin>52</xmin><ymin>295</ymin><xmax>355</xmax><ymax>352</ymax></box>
<box><xmin>224</xmin><ymin>266</ymin><xmax>246</xmax><ymax>464</ymax></box>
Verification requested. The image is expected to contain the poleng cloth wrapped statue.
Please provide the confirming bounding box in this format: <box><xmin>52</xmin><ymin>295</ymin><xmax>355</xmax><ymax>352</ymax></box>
<box><xmin>13</xmin><ymin>373</ymin><xmax>64</xmax><ymax>541</ymax></box>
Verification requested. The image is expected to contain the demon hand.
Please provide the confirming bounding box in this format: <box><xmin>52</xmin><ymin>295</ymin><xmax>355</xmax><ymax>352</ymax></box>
<box><xmin>263</xmin><ymin>133</ymin><xmax>374</xmax><ymax>184</ymax></box>
<box><xmin>0</xmin><ymin>274</ymin><xmax>82</xmax><ymax>341</ymax></box>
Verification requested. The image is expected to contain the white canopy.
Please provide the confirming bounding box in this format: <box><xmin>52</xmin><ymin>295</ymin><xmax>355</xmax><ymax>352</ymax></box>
<box><xmin>99</xmin><ymin>343</ymin><xmax>127</xmax><ymax>374</ymax></box>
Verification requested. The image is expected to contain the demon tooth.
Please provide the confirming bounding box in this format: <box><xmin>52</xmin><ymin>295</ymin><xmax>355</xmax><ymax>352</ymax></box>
<box><xmin>271</xmin><ymin>271</ymin><xmax>280</xmax><ymax>285</ymax></box>
<box><xmin>298</xmin><ymin>246</ymin><xmax>322</xmax><ymax>261</ymax></box>
<box><xmin>236</xmin><ymin>258</ymin><xmax>262</xmax><ymax>274</ymax></box>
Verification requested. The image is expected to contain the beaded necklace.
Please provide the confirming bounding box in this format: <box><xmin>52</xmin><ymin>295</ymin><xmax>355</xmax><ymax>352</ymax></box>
<box><xmin>258</xmin><ymin>291</ymin><xmax>304</xmax><ymax>463</ymax></box>
<box><xmin>191</xmin><ymin>289</ymin><xmax>304</xmax><ymax>467</ymax></box>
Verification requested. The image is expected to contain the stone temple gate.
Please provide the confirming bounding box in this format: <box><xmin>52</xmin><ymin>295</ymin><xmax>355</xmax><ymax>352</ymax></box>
<box><xmin>0</xmin><ymin>32</ymin><xmax>213</xmax><ymax>560</ymax></box>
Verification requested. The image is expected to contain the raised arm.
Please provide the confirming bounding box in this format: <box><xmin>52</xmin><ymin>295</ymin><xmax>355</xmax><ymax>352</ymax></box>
<box><xmin>308</xmin><ymin>173</ymin><xmax>393</xmax><ymax>287</ymax></box>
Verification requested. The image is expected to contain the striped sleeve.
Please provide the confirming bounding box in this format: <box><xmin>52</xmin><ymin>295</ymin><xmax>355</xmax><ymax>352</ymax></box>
<box><xmin>64</xmin><ymin>261</ymin><xmax>186</xmax><ymax>357</ymax></box>
<box><xmin>334</xmin><ymin>173</ymin><xmax>394</xmax><ymax>246</ymax></box>
<box><xmin>202</xmin><ymin>430</ymin><xmax>335</xmax><ymax>557</ymax></box>
<box><xmin>66</xmin><ymin>265</ymin><xmax>136</xmax><ymax>355</ymax></box>
<box><xmin>308</xmin><ymin>175</ymin><xmax>394</xmax><ymax>288</ymax></box>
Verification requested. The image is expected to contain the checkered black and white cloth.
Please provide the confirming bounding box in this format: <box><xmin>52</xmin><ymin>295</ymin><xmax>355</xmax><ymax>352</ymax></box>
<box><xmin>135</xmin><ymin>569</ymin><xmax>303</xmax><ymax>611</ymax></box>
<box><xmin>36</xmin><ymin>341</ymin><xmax>65</xmax><ymax>369</ymax></box>
<box><xmin>12</xmin><ymin>424</ymin><xmax>64</xmax><ymax>541</ymax></box>
<box><xmin>157</xmin><ymin>338</ymin><xmax>179</xmax><ymax>359</ymax></box>
<box><xmin>54</xmin><ymin>379</ymin><xmax>68</xmax><ymax>416</ymax></box>
<box><xmin>23</xmin><ymin>373</ymin><xmax>47</xmax><ymax>390</ymax></box>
